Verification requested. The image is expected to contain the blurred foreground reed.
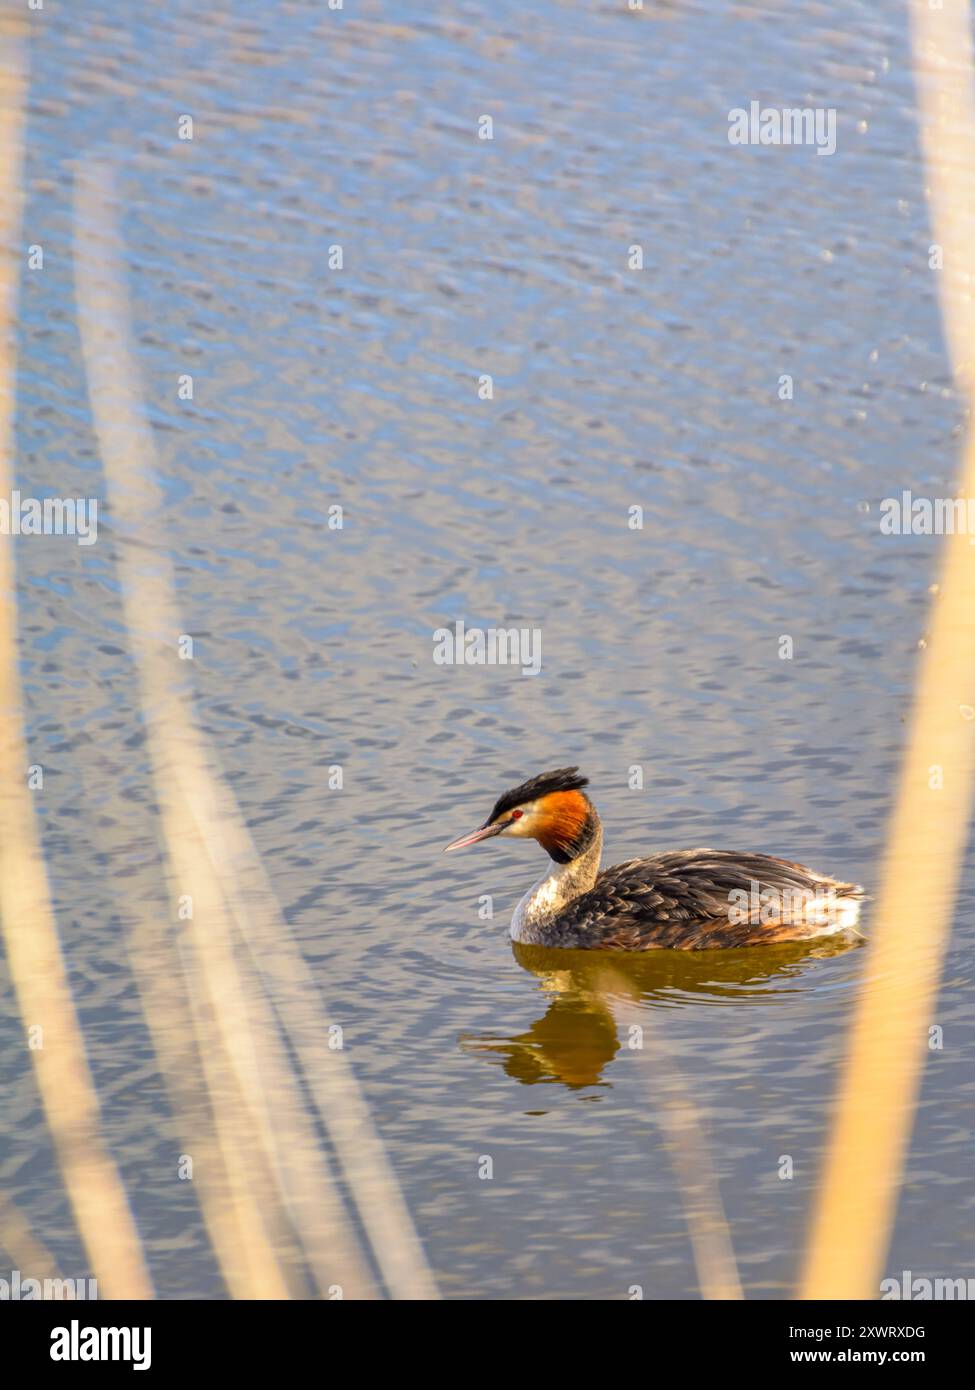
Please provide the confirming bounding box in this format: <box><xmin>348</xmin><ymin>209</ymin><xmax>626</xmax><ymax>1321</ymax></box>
<box><xmin>592</xmin><ymin>965</ymin><xmax>743</xmax><ymax>1300</ymax></box>
<box><xmin>72</xmin><ymin>156</ymin><xmax>437</xmax><ymax>1298</ymax></box>
<box><xmin>801</xmin><ymin>0</ymin><xmax>975</xmax><ymax>1299</ymax></box>
<box><xmin>1</xmin><ymin>0</ymin><xmax>434</xmax><ymax>1298</ymax></box>
<box><xmin>0</xmin><ymin>7</ymin><xmax>152</xmax><ymax>1301</ymax></box>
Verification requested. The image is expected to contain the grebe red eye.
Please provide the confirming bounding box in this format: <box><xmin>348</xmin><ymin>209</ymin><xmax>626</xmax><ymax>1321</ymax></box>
<box><xmin>510</xmin><ymin>809</ymin><xmax>523</xmax><ymax>820</ymax></box>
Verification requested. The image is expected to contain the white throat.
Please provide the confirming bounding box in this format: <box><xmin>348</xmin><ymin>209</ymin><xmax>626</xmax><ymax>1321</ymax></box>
<box><xmin>510</xmin><ymin>824</ymin><xmax>603</xmax><ymax>944</ymax></box>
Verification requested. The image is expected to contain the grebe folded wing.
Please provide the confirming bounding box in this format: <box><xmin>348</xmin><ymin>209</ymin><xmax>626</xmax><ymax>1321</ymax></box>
<box><xmin>542</xmin><ymin>849</ymin><xmax>865</xmax><ymax>951</ymax></box>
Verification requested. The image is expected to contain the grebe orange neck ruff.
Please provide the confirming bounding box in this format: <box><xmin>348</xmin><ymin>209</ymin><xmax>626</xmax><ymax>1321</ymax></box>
<box><xmin>444</xmin><ymin>767</ymin><xmax>865</xmax><ymax>951</ymax></box>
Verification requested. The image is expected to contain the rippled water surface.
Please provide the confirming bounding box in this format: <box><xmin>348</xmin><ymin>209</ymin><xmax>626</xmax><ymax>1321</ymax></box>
<box><xmin>3</xmin><ymin>0</ymin><xmax>974</xmax><ymax>1298</ymax></box>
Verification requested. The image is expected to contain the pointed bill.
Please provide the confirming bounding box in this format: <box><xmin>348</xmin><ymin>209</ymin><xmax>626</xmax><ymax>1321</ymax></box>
<box><xmin>443</xmin><ymin>822</ymin><xmax>504</xmax><ymax>853</ymax></box>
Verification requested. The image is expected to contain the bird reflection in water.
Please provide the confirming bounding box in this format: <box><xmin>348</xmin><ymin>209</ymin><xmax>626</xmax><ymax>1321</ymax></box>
<box><xmin>461</xmin><ymin>936</ymin><xmax>862</xmax><ymax>1090</ymax></box>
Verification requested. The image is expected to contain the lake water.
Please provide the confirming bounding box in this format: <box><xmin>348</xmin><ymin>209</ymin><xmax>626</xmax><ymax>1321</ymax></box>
<box><xmin>2</xmin><ymin>0</ymin><xmax>973</xmax><ymax>1299</ymax></box>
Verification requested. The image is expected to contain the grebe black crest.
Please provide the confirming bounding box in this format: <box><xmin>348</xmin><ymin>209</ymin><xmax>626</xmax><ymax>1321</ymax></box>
<box><xmin>444</xmin><ymin>767</ymin><xmax>865</xmax><ymax>951</ymax></box>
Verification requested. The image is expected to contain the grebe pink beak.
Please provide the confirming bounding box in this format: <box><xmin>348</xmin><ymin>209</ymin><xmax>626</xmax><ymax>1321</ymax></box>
<box><xmin>443</xmin><ymin>820</ymin><xmax>506</xmax><ymax>853</ymax></box>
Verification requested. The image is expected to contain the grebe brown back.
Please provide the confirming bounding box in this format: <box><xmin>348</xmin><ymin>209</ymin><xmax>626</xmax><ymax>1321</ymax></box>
<box><xmin>444</xmin><ymin>768</ymin><xmax>865</xmax><ymax>951</ymax></box>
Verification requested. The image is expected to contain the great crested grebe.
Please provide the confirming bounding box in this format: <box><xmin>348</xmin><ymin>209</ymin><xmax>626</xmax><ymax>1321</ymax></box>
<box><xmin>444</xmin><ymin>768</ymin><xmax>865</xmax><ymax>950</ymax></box>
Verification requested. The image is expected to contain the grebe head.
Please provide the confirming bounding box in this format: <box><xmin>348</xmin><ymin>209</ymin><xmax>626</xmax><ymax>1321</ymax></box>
<box><xmin>443</xmin><ymin>767</ymin><xmax>597</xmax><ymax>863</ymax></box>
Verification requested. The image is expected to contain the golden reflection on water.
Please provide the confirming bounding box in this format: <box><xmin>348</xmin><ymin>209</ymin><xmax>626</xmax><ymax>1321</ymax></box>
<box><xmin>461</xmin><ymin>937</ymin><xmax>863</xmax><ymax>1090</ymax></box>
